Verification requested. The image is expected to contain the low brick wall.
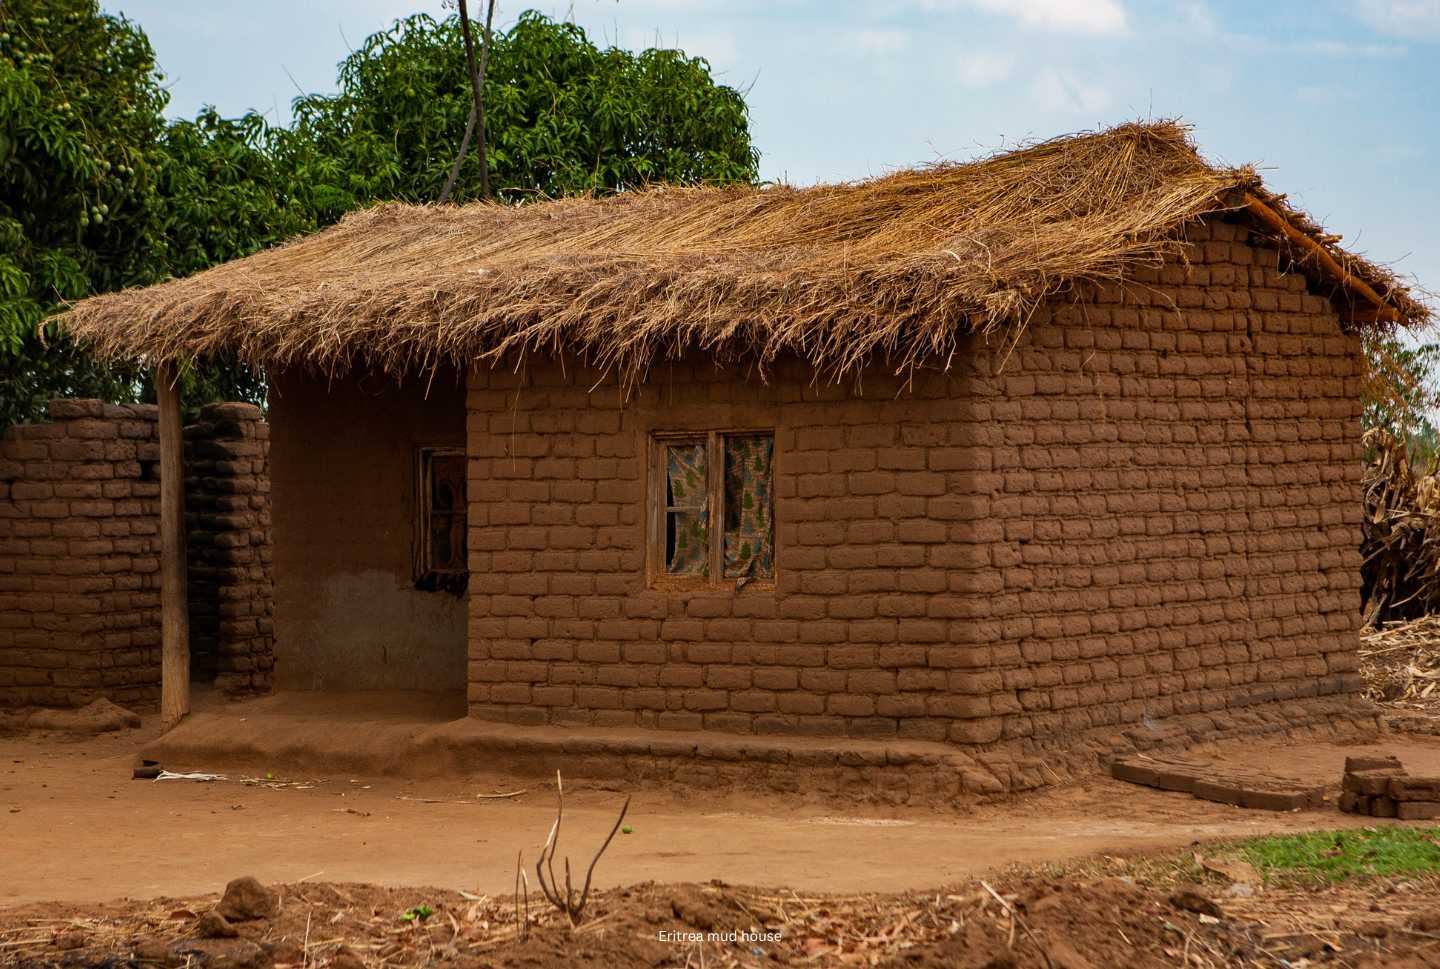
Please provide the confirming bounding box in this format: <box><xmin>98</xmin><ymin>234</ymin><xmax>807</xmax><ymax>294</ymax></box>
<box><xmin>0</xmin><ymin>400</ymin><xmax>163</xmax><ymax>709</ymax></box>
<box><xmin>184</xmin><ymin>403</ymin><xmax>275</xmax><ymax>694</ymax></box>
<box><xmin>0</xmin><ymin>398</ymin><xmax>274</xmax><ymax>710</ymax></box>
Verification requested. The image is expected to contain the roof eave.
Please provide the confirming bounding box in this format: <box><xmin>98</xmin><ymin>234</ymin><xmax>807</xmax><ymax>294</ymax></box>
<box><xmin>1241</xmin><ymin>192</ymin><xmax>1407</xmax><ymax>325</ymax></box>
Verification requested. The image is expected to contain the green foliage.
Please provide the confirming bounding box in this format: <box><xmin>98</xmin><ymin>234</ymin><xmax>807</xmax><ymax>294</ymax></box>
<box><xmin>1364</xmin><ymin>336</ymin><xmax>1440</xmax><ymax>465</ymax></box>
<box><xmin>0</xmin><ymin>5</ymin><xmax>758</xmax><ymax>428</ymax></box>
<box><xmin>277</xmin><ymin>11</ymin><xmax>758</xmax><ymax>218</ymax></box>
<box><xmin>1229</xmin><ymin>828</ymin><xmax>1440</xmax><ymax>883</ymax></box>
<box><xmin>153</xmin><ymin>108</ymin><xmax>314</xmax><ymax>278</ymax></box>
<box><xmin>0</xmin><ymin>0</ymin><xmax>166</xmax><ymax>425</ymax></box>
<box><xmin>0</xmin><ymin>2</ymin><xmax>298</xmax><ymax>424</ymax></box>
<box><xmin>148</xmin><ymin>109</ymin><xmax>319</xmax><ymax>413</ymax></box>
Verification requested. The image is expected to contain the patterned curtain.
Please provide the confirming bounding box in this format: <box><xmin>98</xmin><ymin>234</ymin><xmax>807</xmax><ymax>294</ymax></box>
<box><xmin>666</xmin><ymin>443</ymin><xmax>709</xmax><ymax>575</ymax></box>
<box><xmin>723</xmin><ymin>435</ymin><xmax>774</xmax><ymax>580</ymax></box>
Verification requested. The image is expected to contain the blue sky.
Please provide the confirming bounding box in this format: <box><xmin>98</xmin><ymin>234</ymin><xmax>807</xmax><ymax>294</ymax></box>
<box><xmin>109</xmin><ymin>0</ymin><xmax>1439</xmax><ymax>300</ymax></box>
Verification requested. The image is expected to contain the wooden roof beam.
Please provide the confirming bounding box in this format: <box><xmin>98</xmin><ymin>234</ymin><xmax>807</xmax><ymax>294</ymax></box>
<box><xmin>1242</xmin><ymin>192</ymin><xmax>1401</xmax><ymax>324</ymax></box>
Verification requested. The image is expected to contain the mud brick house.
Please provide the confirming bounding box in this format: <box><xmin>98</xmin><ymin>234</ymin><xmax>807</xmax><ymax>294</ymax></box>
<box><xmin>56</xmin><ymin>123</ymin><xmax>1427</xmax><ymax>748</ymax></box>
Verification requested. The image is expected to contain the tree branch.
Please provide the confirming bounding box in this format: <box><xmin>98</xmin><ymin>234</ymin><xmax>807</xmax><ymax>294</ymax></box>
<box><xmin>438</xmin><ymin>0</ymin><xmax>497</xmax><ymax>204</ymax></box>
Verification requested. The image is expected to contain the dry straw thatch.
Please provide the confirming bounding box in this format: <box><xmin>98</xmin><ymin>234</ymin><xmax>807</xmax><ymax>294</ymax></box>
<box><xmin>55</xmin><ymin>121</ymin><xmax>1426</xmax><ymax>384</ymax></box>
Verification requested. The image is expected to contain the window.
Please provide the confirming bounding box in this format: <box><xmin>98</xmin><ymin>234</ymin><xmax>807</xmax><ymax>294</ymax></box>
<box><xmin>651</xmin><ymin>431</ymin><xmax>774</xmax><ymax>586</ymax></box>
<box><xmin>415</xmin><ymin>448</ymin><xmax>467</xmax><ymax>593</ymax></box>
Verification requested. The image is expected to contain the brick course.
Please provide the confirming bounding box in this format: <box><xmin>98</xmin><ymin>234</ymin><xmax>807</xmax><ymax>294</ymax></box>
<box><xmin>0</xmin><ymin>400</ymin><xmax>164</xmax><ymax>709</ymax></box>
<box><xmin>463</xmin><ymin>216</ymin><xmax>1366</xmax><ymax>747</ymax></box>
<box><xmin>184</xmin><ymin>402</ymin><xmax>275</xmax><ymax>693</ymax></box>
<box><xmin>0</xmin><ymin>399</ymin><xmax>274</xmax><ymax>709</ymax></box>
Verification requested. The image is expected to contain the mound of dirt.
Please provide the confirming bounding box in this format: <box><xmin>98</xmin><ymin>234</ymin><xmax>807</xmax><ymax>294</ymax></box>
<box><xmin>7</xmin><ymin>872</ymin><xmax>1440</xmax><ymax>968</ymax></box>
<box><xmin>0</xmin><ymin>698</ymin><xmax>142</xmax><ymax>738</ymax></box>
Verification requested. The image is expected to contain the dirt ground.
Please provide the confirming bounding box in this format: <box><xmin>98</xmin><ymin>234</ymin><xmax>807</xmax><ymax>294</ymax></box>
<box><xmin>8</xmin><ymin>863</ymin><xmax>1440</xmax><ymax>967</ymax></box>
<box><xmin>6</xmin><ymin>713</ymin><xmax>1440</xmax><ymax>912</ymax></box>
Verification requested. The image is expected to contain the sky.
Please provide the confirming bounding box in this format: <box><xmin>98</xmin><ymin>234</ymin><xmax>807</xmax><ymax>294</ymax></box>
<box><xmin>108</xmin><ymin>0</ymin><xmax>1440</xmax><ymax>301</ymax></box>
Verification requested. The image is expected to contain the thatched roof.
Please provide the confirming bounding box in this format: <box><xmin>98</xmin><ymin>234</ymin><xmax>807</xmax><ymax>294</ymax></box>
<box><xmin>55</xmin><ymin>121</ymin><xmax>1427</xmax><ymax>384</ymax></box>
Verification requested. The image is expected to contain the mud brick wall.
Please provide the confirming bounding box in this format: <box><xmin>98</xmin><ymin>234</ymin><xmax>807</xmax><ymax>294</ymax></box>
<box><xmin>463</xmin><ymin>214</ymin><xmax>1365</xmax><ymax>746</ymax></box>
<box><xmin>0</xmin><ymin>400</ymin><xmax>163</xmax><ymax>709</ymax></box>
<box><xmin>0</xmin><ymin>399</ymin><xmax>275</xmax><ymax>709</ymax></box>
<box><xmin>184</xmin><ymin>402</ymin><xmax>275</xmax><ymax>693</ymax></box>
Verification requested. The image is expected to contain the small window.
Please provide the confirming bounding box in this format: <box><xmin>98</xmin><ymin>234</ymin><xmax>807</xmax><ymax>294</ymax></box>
<box><xmin>651</xmin><ymin>431</ymin><xmax>774</xmax><ymax>586</ymax></box>
<box><xmin>416</xmin><ymin>448</ymin><xmax>467</xmax><ymax>593</ymax></box>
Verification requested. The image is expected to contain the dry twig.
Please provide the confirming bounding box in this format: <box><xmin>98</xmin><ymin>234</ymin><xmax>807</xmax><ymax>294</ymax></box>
<box><xmin>533</xmin><ymin>770</ymin><xmax>631</xmax><ymax>925</ymax></box>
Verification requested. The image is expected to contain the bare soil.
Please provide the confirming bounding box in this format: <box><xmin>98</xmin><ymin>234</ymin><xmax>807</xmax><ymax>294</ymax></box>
<box><xmin>8</xmin><ymin>867</ymin><xmax>1440</xmax><ymax>968</ymax></box>
<box><xmin>12</xmin><ymin>695</ymin><xmax>1440</xmax><ymax>966</ymax></box>
<box><xmin>9</xmin><ymin>721</ymin><xmax>1440</xmax><ymax>910</ymax></box>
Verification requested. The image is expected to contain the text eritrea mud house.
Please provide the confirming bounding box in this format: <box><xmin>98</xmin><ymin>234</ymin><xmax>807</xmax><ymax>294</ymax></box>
<box><xmin>57</xmin><ymin>123</ymin><xmax>1427</xmax><ymax>752</ymax></box>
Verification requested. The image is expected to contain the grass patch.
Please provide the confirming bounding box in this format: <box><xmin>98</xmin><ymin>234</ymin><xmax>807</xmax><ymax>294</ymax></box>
<box><xmin>1226</xmin><ymin>827</ymin><xmax>1440</xmax><ymax>883</ymax></box>
<box><xmin>1024</xmin><ymin>828</ymin><xmax>1440</xmax><ymax>890</ymax></box>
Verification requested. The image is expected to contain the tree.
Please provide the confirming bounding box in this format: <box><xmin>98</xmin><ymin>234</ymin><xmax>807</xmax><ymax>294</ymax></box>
<box><xmin>1364</xmin><ymin>335</ymin><xmax>1440</xmax><ymax>465</ymax></box>
<box><xmin>145</xmin><ymin>109</ymin><xmax>317</xmax><ymax>408</ymax></box>
<box><xmin>276</xmin><ymin>11</ymin><xmax>758</xmax><ymax>223</ymax></box>
<box><xmin>0</xmin><ymin>5</ymin><xmax>758</xmax><ymax>428</ymax></box>
<box><xmin>0</xmin><ymin>1</ymin><xmax>311</xmax><ymax>424</ymax></box>
<box><xmin>0</xmin><ymin>0</ymin><xmax>168</xmax><ymax>425</ymax></box>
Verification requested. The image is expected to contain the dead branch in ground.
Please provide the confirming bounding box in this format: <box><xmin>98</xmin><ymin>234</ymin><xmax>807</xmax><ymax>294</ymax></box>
<box><xmin>533</xmin><ymin>770</ymin><xmax>631</xmax><ymax>925</ymax></box>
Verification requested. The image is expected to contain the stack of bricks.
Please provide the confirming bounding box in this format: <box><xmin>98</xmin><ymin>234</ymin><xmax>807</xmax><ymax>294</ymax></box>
<box><xmin>1340</xmin><ymin>755</ymin><xmax>1440</xmax><ymax>820</ymax></box>
<box><xmin>184</xmin><ymin>402</ymin><xmax>275</xmax><ymax>694</ymax></box>
<box><xmin>462</xmin><ymin>215</ymin><xmax>1370</xmax><ymax>747</ymax></box>
<box><xmin>0</xmin><ymin>399</ymin><xmax>163</xmax><ymax>709</ymax></box>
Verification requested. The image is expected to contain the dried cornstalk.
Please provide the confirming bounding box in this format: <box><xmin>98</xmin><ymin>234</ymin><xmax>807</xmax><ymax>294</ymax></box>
<box><xmin>1362</xmin><ymin>427</ymin><xmax>1440</xmax><ymax>626</ymax></box>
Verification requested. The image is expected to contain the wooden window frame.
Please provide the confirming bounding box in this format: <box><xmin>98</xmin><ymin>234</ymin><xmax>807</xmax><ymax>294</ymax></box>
<box><xmin>414</xmin><ymin>446</ymin><xmax>468</xmax><ymax>588</ymax></box>
<box><xmin>648</xmin><ymin>429</ymin><xmax>775</xmax><ymax>591</ymax></box>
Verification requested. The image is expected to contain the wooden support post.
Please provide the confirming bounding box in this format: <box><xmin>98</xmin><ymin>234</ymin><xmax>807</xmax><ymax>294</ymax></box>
<box><xmin>157</xmin><ymin>361</ymin><xmax>190</xmax><ymax>727</ymax></box>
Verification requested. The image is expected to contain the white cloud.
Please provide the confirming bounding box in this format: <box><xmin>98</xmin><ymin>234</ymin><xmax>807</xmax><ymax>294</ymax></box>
<box><xmin>1172</xmin><ymin>0</ymin><xmax>1217</xmax><ymax>33</ymax></box>
<box><xmin>920</xmin><ymin>0</ymin><xmax>1128</xmax><ymax>34</ymax></box>
<box><xmin>836</xmin><ymin>27</ymin><xmax>912</xmax><ymax>55</ymax></box>
<box><xmin>1029</xmin><ymin>68</ymin><xmax>1112</xmax><ymax>111</ymax></box>
<box><xmin>955</xmin><ymin>51</ymin><xmax>1015</xmax><ymax>87</ymax></box>
<box><xmin>595</xmin><ymin>0</ymin><xmax>718</xmax><ymax>10</ymax></box>
<box><xmin>1354</xmin><ymin>0</ymin><xmax>1440</xmax><ymax>37</ymax></box>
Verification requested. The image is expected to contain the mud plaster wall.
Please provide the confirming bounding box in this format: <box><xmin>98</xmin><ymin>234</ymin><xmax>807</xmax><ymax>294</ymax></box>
<box><xmin>268</xmin><ymin>368</ymin><xmax>468</xmax><ymax>692</ymax></box>
<box><xmin>463</xmin><ymin>215</ymin><xmax>1364</xmax><ymax>746</ymax></box>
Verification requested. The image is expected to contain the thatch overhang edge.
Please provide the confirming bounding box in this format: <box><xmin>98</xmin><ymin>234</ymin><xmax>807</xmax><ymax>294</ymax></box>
<box><xmin>50</xmin><ymin>121</ymin><xmax>1430</xmax><ymax>385</ymax></box>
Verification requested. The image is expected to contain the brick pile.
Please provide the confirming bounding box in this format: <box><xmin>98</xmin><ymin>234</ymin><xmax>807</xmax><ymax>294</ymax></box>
<box><xmin>1111</xmin><ymin>752</ymin><xmax>1325</xmax><ymax>811</ymax></box>
<box><xmin>184</xmin><ymin>403</ymin><xmax>275</xmax><ymax>694</ymax></box>
<box><xmin>1340</xmin><ymin>755</ymin><xmax>1440</xmax><ymax>820</ymax></box>
<box><xmin>0</xmin><ymin>399</ymin><xmax>163</xmax><ymax>709</ymax></box>
<box><xmin>463</xmin><ymin>214</ymin><xmax>1370</xmax><ymax>751</ymax></box>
